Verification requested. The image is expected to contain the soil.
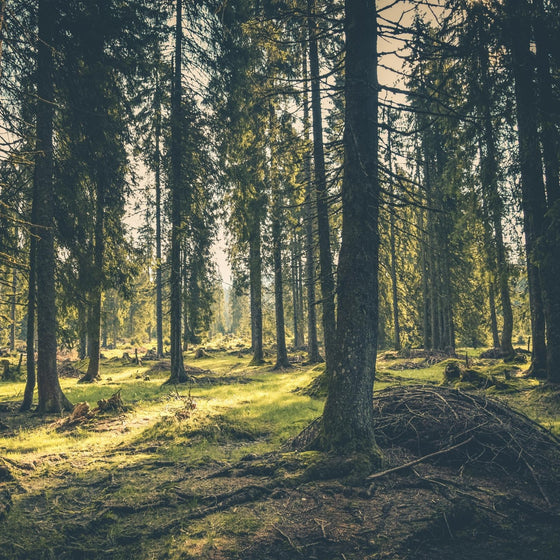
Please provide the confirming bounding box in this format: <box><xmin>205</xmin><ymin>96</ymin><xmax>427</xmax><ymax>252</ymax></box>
<box><xmin>0</xmin><ymin>385</ymin><xmax>559</xmax><ymax>559</ymax></box>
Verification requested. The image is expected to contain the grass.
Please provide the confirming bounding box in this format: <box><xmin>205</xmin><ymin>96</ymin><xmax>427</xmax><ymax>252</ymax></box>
<box><xmin>0</xmin><ymin>345</ymin><xmax>559</xmax><ymax>559</ymax></box>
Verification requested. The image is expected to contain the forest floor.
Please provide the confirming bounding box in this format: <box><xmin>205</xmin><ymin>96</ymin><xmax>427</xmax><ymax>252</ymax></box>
<box><xmin>0</xmin><ymin>342</ymin><xmax>559</xmax><ymax>559</ymax></box>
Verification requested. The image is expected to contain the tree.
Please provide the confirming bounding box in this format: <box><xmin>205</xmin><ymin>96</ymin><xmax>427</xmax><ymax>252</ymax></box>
<box><xmin>34</xmin><ymin>0</ymin><xmax>72</xmax><ymax>412</ymax></box>
<box><xmin>506</xmin><ymin>0</ymin><xmax>560</xmax><ymax>382</ymax></box>
<box><xmin>321</xmin><ymin>0</ymin><xmax>380</xmax><ymax>456</ymax></box>
<box><xmin>307</xmin><ymin>0</ymin><xmax>336</xmax><ymax>375</ymax></box>
<box><xmin>168</xmin><ymin>0</ymin><xmax>188</xmax><ymax>382</ymax></box>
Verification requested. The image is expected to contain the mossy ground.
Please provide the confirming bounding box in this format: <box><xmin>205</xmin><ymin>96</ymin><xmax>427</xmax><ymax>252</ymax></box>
<box><xmin>0</xmin><ymin>346</ymin><xmax>559</xmax><ymax>559</ymax></box>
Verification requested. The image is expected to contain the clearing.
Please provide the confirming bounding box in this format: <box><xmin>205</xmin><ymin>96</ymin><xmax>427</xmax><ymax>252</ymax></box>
<box><xmin>0</xmin><ymin>346</ymin><xmax>559</xmax><ymax>559</ymax></box>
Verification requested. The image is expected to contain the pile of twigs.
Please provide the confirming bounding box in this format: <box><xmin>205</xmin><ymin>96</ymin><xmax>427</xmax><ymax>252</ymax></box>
<box><xmin>373</xmin><ymin>385</ymin><xmax>560</xmax><ymax>503</ymax></box>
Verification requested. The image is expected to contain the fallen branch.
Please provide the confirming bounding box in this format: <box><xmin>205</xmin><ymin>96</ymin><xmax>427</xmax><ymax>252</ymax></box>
<box><xmin>367</xmin><ymin>436</ymin><xmax>474</xmax><ymax>481</ymax></box>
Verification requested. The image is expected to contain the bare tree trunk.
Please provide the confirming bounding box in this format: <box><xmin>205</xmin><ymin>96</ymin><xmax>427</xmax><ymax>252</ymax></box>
<box><xmin>386</xmin><ymin>120</ymin><xmax>401</xmax><ymax>351</ymax></box>
<box><xmin>488</xmin><ymin>279</ymin><xmax>500</xmax><ymax>348</ymax></box>
<box><xmin>508</xmin><ymin>0</ymin><xmax>553</xmax><ymax>379</ymax></box>
<box><xmin>272</xmin><ymin>196</ymin><xmax>290</xmax><ymax>370</ymax></box>
<box><xmin>168</xmin><ymin>0</ymin><xmax>187</xmax><ymax>383</ymax></box>
<box><xmin>82</xmin><ymin>178</ymin><xmax>104</xmax><ymax>383</ymax></box>
<box><xmin>35</xmin><ymin>0</ymin><xmax>71</xmax><ymax>412</ymax></box>
<box><xmin>534</xmin><ymin>0</ymin><xmax>560</xmax><ymax>204</ymax></box>
<box><xmin>10</xmin><ymin>265</ymin><xmax>16</xmax><ymax>352</ymax></box>
<box><xmin>322</xmin><ymin>0</ymin><xmax>380</xmax><ymax>457</ymax></box>
<box><xmin>476</xmin><ymin>40</ymin><xmax>515</xmax><ymax>358</ymax></box>
<box><xmin>302</xmin><ymin>46</ymin><xmax>321</xmax><ymax>364</ymax></box>
<box><xmin>155</xmin><ymin>66</ymin><xmax>164</xmax><ymax>359</ymax></box>
<box><xmin>0</xmin><ymin>0</ymin><xmax>5</xmax><ymax>80</ymax></box>
<box><xmin>307</xmin><ymin>0</ymin><xmax>336</xmax><ymax>375</ymax></box>
<box><xmin>21</xmin><ymin>203</ymin><xmax>37</xmax><ymax>412</ymax></box>
<box><xmin>249</xmin><ymin>222</ymin><xmax>264</xmax><ymax>365</ymax></box>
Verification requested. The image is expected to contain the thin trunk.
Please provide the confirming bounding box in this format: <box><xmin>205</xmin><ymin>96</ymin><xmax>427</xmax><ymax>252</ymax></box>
<box><xmin>477</xmin><ymin>41</ymin><xmax>515</xmax><ymax>358</ymax></box>
<box><xmin>77</xmin><ymin>299</ymin><xmax>87</xmax><ymax>360</ymax></box>
<box><xmin>302</xmin><ymin>46</ymin><xmax>321</xmax><ymax>364</ymax></box>
<box><xmin>249</xmin><ymin>222</ymin><xmax>264</xmax><ymax>365</ymax></box>
<box><xmin>308</xmin><ymin>0</ymin><xmax>336</xmax><ymax>374</ymax></box>
<box><xmin>291</xmin><ymin>243</ymin><xmax>299</xmax><ymax>350</ymax></box>
<box><xmin>35</xmin><ymin>0</ymin><xmax>71</xmax><ymax>412</ymax></box>
<box><xmin>10</xmin><ymin>266</ymin><xmax>16</xmax><ymax>352</ymax></box>
<box><xmin>489</xmin><ymin>279</ymin><xmax>500</xmax><ymax>348</ymax></box>
<box><xmin>0</xmin><ymin>0</ymin><xmax>5</xmax><ymax>79</ymax></box>
<box><xmin>322</xmin><ymin>0</ymin><xmax>380</xmax><ymax>456</ymax></box>
<box><xmin>387</xmin><ymin>122</ymin><xmax>400</xmax><ymax>351</ymax></box>
<box><xmin>168</xmin><ymin>0</ymin><xmax>187</xmax><ymax>383</ymax></box>
<box><xmin>82</xmin><ymin>183</ymin><xmax>104</xmax><ymax>382</ymax></box>
<box><xmin>21</xmin><ymin>210</ymin><xmax>37</xmax><ymax>411</ymax></box>
<box><xmin>155</xmin><ymin>67</ymin><xmax>164</xmax><ymax>359</ymax></box>
<box><xmin>272</xmin><ymin>201</ymin><xmax>290</xmax><ymax>370</ymax></box>
<box><xmin>508</xmin><ymin>0</ymin><xmax>551</xmax><ymax>379</ymax></box>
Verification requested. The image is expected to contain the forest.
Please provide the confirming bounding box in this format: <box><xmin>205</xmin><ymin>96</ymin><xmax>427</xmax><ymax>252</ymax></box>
<box><xmin>0</xmin><ymin>0</ymin><xmax>560</xmax><ymax>558</ymax></box>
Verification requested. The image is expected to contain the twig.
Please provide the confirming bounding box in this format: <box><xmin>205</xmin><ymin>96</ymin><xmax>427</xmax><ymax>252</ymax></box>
<box><xmin>366</xmin><ymin>436</ymin><xmax>474</xmax><ymax>480</ymax></box>
<box><xmin>273</xmin><ymin>525</ymin><xmax>301</xmax><ymax>554</ymax></box>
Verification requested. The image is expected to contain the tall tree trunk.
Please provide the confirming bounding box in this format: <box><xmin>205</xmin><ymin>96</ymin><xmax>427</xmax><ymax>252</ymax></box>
<box><xmin>82</xmin><ymin>178</ymin><xmax>104</xmax><ymax>382</ymax></box>
<box><xmin>272</xmin><ymin>197</ymin><xmax>290</xmax><ymax>370</ymax></box>
<box><xmin>168</xmin><ymin>0</ymin><xmax>187</xmax><ymax>383</ymax></box>
<box><xmin>0</xmin><ymin>0</ymin><xmax>5</xmax><ymax>79</ymax></box>
<box><xmin>77</xmin><ymin>299</ymin><xmax>87</xmax><ymax>360</ymax></box>
<box><xmin>488</xmin><ymin>279</ymin><xmax>500</xmax><ymax>348</ymax></box>
<box><xmin>322</xmin><ymin>0</ymin><xmax>380</xmax><ymax>457</ymax></box>
<box><xmin>477</xmin><ymin>42</ymin><xmax>515</xmax><ymax>358</ymax></box>
<box><xmin>307</xmin><ymin>0</ymin><xmax>336</xmax><ymax>375</ymax></box>
<box><xmin>291</xmin><ymin>243</ymin><xmax>300</xmax><ymax>349</ymax></box>
<box><xmin>35</xmin><ymin>0</ymin><xmax>71</xmax><ymax>413</ymax></box>
<box><xmin>386</xmin><ymin>121</ymin><xmax>401</xmax><ymax>351</ymax></box>
<box><xmin>249</xmin><ymin>221</ymin><xmax>264</xmax><ymax>365</ymax></box>
<box><xmin>508</xmin><ymin>0</ymin><xmax>552</xmax><ymax>379</ymax></box>
<box><xmin>302</xmin><ymin>46</ymin><xmax>321</xmax><ymax>364</ymax></box>
<box><xmin>21</xmin><ymin>202</ymin><xmax>37</xmax><ymax>412</ymax></box>
<box><xmin>155</xmin><ymin>67</ymin><xmax>164</xmax><ymax>359</ymax></box>
<box><xmin>10</xmin><ymin>265</ymin><xmax>16</xmax><ymax>352</ymax></box>
<box><xmin>534</xmin><ymin>0</ymin><xmax>560</xmax><ymax>204</ymax></box>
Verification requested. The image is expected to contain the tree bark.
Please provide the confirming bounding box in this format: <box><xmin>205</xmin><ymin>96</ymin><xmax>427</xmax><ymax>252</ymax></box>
<box><xmin>168</xmin><ymin>0</ymin><xmax>187</xmax><ymax>383</ymax></box>
<box><xmin>21</xmin><ymin>199</ymin><xmax>37</xmax><ymax>412</ymax></box>
<box><xmin>307</xmin><ymin>0</ymin><xmax>336</xmax><ymax>375</ymax></box>
<box><xmin>476</xmin><ymin>38</ymin><xmax>515</xmax><ymax>358</ymax></box>
<box><xmin>302</xmin><ymin>45</ymin><xmax>321</xmax><ymax>364</ymax></box>
<box><xmin>155</xmin><ymin>65</ymin><xmax>164</xmax><ymax>359</ymax></box>
<box><xmin>35</xmin><ymin>0</ymin><xmax>71</xmax><ymax>413</ymax></box>
<box><xmin>272</xmin><ymin>197</ymin><xmax>290</xmax><ymax>370</ymax></box>
<box><xmin>0</xmin><ymin>0</ymin><xmax>5</xmax><ymax>80</ymax></box>
<box><xmin>10</xmin><ymin>265</ymin><xmax>16</xmax><ymax>352</ymax></box>
<box><xmin>508</xmin><ymin>0</ymin><xmax>555</xmax><ymax>380</ymax></box>
<box><xmin>322</xmin><ymin>0</ymin><xmax>380</xmax><ymax>456</ymax></box>
<box><xmin>248</xmin><ymin>221</ymin><xmax>264</xmax><ymax>365</ymax></box>
<box><xmin>386</xmin><ymin>119</ymin><xmax>401</xmax><ymax>351</ymax></box>
<box><xmin>82</xmin><ymin>176</ymin><xmax>104</xmax><ymax>383</ymax></box>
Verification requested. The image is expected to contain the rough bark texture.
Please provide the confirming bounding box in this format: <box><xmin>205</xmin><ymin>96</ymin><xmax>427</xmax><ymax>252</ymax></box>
<box><xmin>21</xmin><ymin>202</ymin><xmax>37</xmax><ymax>412</ymax></box>
<box><xmin>302</xmin><ymin>46</ymin><xmax>321</xmax><ymax>364</ymax></box>
<box><xmin>249</xmin><ymin>223</ymin><xmax>264</xmax><ymax>366</ymax></box>
<box><xmin>168</xmin><ymin>0</ymin><xmax>187</xmax><ymax>383</ymax></box>
<box><xmin>82</xmin><ymin>181</ymin><xmax>104</xmax><ymax>383</ymax></box>
<box><xmin>0</xmin><ymin>0</ymin><xmax>5</xmax><ymax>79</ymax></box>
<box><xmin>321</xmin><ymin>0</ymin><xmax>380</xmax><ymax>456</ymax></box>
<box><xmin>508</xmin><ymin>0</ymin><xmax>558</xmax><ymax>380</ymax></box>
<box><xmin>35</xmin><ymin>0</ymin><xmax>72</xmax><ymax>413</ymax></box>
<box><xmin>307</xmin><ymin>0</ymin><xmax>336</xmax><ymax>375</ymax></box>
<box><xmin>272</xmin><ymin>212</ymin><xmax>290</xmax><ymax>370</ymax></box>
<box><xmin>155</xmin><ymin>67</ymin><xmax>164</xmax><ymax>359</ymax></box>
<box><xmin>386</xmin><ymin>121</ymin><xmax>400</xmax><ymax>351</ymax></box>
<box><xmin>476</xmin><ymin>37</ymin><xmax>515</xmax><ymax>358</ymax></box>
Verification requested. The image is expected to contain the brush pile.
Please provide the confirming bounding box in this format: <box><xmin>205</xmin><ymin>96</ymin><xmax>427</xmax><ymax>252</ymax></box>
<box><xmin>373</xmin><ymin>385</ymin><xmax>560</xmax><ymax>505</ymax></box>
